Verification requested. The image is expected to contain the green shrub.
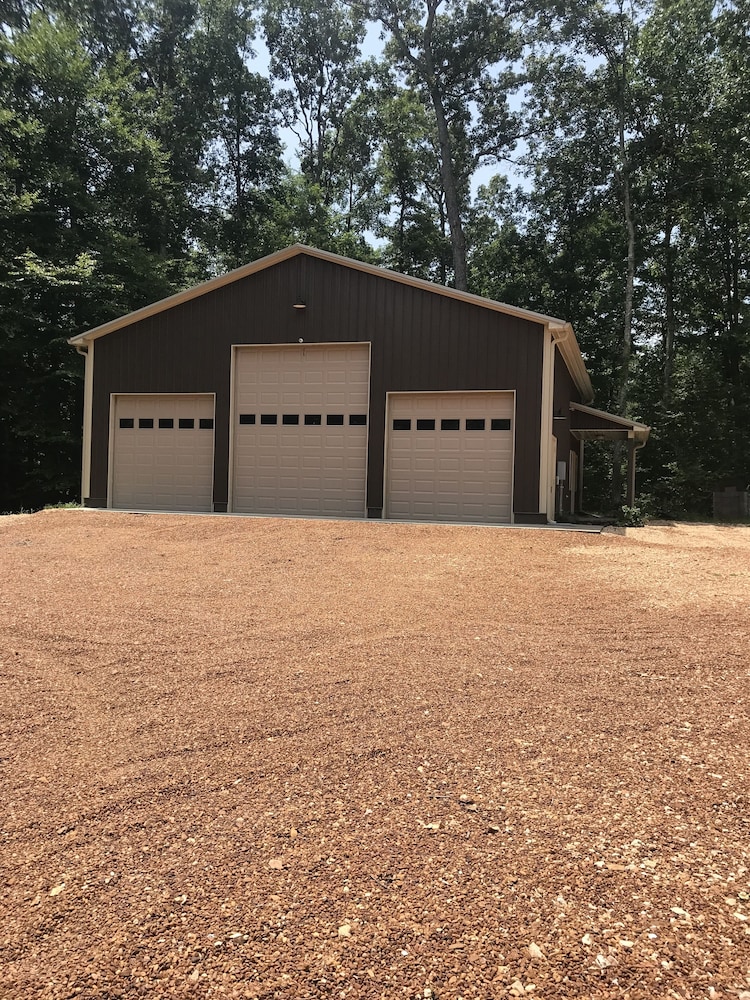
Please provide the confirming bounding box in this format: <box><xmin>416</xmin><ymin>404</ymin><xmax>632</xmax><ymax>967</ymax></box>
<box><xmin>619</xmin><ymin>504</ymin><xmax>645</xmax><ymax>527</ymax></box>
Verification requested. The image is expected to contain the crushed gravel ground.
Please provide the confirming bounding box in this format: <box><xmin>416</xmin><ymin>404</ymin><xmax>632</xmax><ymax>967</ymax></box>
<box><xmin>1</xmin><ymin>510</ymin><xmax>749</xmax><ymax>1000</ymax></box>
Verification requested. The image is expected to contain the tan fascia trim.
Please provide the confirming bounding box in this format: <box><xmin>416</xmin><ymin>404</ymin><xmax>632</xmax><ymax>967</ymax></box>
<box><xmin>68</xmin><ymin>244</ymin><xmax>571</xmax><ymax>345</ymax></box>
<box><xmin>550</xmin><ymin>322</ymin><xmax>594</xmax><ymax>404</ymax></box>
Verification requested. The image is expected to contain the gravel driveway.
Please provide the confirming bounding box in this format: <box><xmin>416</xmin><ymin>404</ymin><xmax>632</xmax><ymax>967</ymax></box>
<box><xmin>2</xmin><ymin>510</ymin><xmax>749</xmax><ymax>999</ymax></box>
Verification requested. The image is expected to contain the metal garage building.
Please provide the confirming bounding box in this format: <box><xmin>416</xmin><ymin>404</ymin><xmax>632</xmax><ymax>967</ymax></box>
<box><xmin>69</xmin><ymin>244</ymin><xmax>649</xmax><ymax>524</ymax></box>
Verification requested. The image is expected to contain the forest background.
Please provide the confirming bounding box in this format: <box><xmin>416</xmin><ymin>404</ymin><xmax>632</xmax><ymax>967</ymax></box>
<box><xmin>1</xmin><ymin>0</ymin><xmax>748</xmax><ymax>517</ymax></box>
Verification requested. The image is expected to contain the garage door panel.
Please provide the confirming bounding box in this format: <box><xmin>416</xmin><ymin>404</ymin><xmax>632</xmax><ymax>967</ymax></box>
<box><xmin>233</xmin><ymin>344</ymin><xmax>369</xmax><ymax>517</ymax></box>
<box><xmin>111</xmin><ymin>395</ymin><xmax>214</xmax><ymax>512</ymax></box>
<box><xmin>386</xmin><ymin>391</ymin><xmax>514</xmax><ymax>524</ymax></box>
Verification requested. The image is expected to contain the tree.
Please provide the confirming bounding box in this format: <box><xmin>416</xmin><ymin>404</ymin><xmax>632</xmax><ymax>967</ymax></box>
<box><xmin>360</xmin><ymin>0</ymin><xmax>521</xmax><ymax>290</ymax></box>
<box><xmin>374</xmin><ymin>86</ymin><xmax>451</xmax><ymax>281</ymax></box>
<box><xmin>262</xmin><ymin>0</ymin><xmax>373</xmax><ymax>210</ymax></box>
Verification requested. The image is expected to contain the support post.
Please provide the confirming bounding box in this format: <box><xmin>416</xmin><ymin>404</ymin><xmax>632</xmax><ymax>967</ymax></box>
<box><xmin>626</xmin><ymin>434</ymin><xmax>637</xmax><ymax>507</ymax></box>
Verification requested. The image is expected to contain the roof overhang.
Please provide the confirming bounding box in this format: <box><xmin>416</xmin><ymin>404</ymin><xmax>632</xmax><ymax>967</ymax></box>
<box><xmin>570</xmin><ymin>402</ymin><xmax>650</xmax><ymax>446</ymax></box>
<box><xmin>67</xmin><ymin>243</ymin><xmax>594</xmax><ymax>402</ymax></box>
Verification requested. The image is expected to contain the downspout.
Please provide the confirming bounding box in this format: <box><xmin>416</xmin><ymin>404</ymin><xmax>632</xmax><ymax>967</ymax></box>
<box><xmin>550</xmin><ymin>325</ymin><xmax>569</xmax><ymax>349</ymax></box>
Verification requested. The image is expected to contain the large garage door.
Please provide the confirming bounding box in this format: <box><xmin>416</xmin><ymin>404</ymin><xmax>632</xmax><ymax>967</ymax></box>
<box><xmin>111</xmin><ymin>395</ymin><xmax>214</xmax><ymax>512</ymax></box>
<box><xmin>231</xmin><ymin>344</ymin><xmax>369</xmax><ymax>517</ymax></box>
<box><xmin>386</xmin><ymin>391</ymin><xmax>514</xmax><ymax>524</ymax></box>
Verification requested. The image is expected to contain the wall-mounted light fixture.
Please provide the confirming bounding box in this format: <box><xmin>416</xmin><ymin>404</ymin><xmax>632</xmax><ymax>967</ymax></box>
<box><xmin>553</xmin><ymin>408</ymin><xmax>567</xmax><ymax>420</ymax></box>
<box><xmin>293</xmin><ymin>300</ymin><xmax>306</xmax><ymax>311</ymax></box>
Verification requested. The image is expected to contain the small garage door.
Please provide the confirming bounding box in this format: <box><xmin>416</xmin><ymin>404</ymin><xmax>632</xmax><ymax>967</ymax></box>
<box><xmin>231</xmin><ymin>344</ymin><xmax>369</xmax><ymax>517</ymax></box>
<box><xmin>386</xmin><ymin>391</ymin><xmax>514</xmax><ymax>523</ymax></box>
<box><xmin>111</xmin><ymin>395</ymin><xmax>214</xmax><ymax>512</ymax></box>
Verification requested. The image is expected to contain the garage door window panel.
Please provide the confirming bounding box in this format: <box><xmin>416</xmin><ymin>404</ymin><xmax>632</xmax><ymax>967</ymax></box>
<box><xmin>386</xmin><ymin>391</ymin><xmax>513</xmax><ymax>524</ymax></box>
<box><xmin>111</xmin><ymin>395</ymin><xmax>214</xmax><ymax>512</ymax></box>
<box><xmin>232</xmin><ymin>344</ymin><xmax>369</xmax><ymax>517</ymax></box>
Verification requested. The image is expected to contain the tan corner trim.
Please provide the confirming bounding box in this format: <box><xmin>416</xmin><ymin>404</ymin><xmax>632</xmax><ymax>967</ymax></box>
<box><xmin>539</xmin><ymin>328</ymin><xmax>555</xmax><ymax>516</ymax></box>
<box><xmin>80</xmin><ymin>341</ymin><xmax>94</xmax><ymax>501</ymax></box>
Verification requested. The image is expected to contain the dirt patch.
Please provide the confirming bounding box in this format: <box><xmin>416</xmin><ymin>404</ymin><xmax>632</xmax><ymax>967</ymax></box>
<box><xmin>1</xmin><ymin>510</ymin><xmax>749</xmax><ymax>999</ymax></box>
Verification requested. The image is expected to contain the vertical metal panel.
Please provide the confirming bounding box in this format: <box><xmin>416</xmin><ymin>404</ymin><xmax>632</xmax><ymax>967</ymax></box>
<box><xmin>89</xmin><ymin>254</ymin><xmax>546</xmax><ymax>515</ymax></box>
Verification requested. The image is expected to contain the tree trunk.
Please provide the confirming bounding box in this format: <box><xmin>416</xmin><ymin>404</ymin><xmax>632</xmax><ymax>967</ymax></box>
<box><xmin>421</xmin><ymin>3</ymin><xmax>467</xmax><ymax>290</ymax></box>
<box><xmin>662</xmin><ymin>218</ymin><xmax>676</xmax><ymax>406</ymax></box>
<box><xmin>612</xmin><ymin>59</ymin><xmax>635</xmax><ymax>508</ymax></box>
<box><xmin>616</xmin><ymin>139</ymin><xmax>635</xmax><ymax>416</ymax></box>
<box><xmin>428</xmin><ymin>84</ymin><xmax>468</xmax><ymax>291</ymax></box>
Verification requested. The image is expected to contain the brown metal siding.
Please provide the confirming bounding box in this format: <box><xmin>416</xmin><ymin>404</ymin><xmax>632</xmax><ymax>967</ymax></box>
<box><xmin>571</xmin><ymin>410</ymin><xmax>625</xmax><ymax>432</ymax></box>
<box><xmin>89</xmin><ymin>254</ymin><xmax>545</xmax><ymax>514</ymax></box>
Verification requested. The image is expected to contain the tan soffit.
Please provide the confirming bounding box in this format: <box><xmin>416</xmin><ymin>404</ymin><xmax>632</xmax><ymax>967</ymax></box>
<box><xmin>67</xmin><ymin>243</ymin><xmax>594</xmax><ymax>403</ymax></box>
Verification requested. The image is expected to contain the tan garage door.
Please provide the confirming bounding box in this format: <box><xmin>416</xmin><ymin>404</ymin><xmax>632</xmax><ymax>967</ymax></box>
<box><xmin>231</xmin><ymin>344</ymin><xmax>369</xmax><ymax>517</ymax></box>
<box><xmin>111</xmin><ymin>395</ymin><xmax>214</xmax><ymax>512</ymax></box>
<box><xmin>386</xmin><ymin>391</ymin><xmax>514</xmax><ymax>523</ymax></box>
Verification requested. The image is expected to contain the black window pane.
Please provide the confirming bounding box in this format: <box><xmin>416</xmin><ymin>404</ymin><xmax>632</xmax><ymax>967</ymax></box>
<box><xmin>304</xmin><ymin>414</ymin><xmax>322</xmax><ymax>425</ymax></box>
<box><xmin>199</xmin><ymin>418</ymin><xmax>214</xmax><ymax>429</ymax></box>
<box><xmin>239</xmin><ymin>413</ymin><xmax>256</xmax><ymax>425</ymax></box>
<box><xmin>260</xmin><ymin>414</ymin><xmax>277</xmax><ymax>425</ymax></box>
<box><xmin>491</xmin><ymin>418</ymin><xmax>511</xmax><ymax>431</ymax></box>
<box><xmin>393</xmin><ymin>419</ymin><xmax>411</xmax><ymax>430</ymax></box>
<box><xmin>179</xmin><ymin>418</ymin><xmax>194</xmax><ymax>429</ymax></box>
<box><xmin>416</xmin><ymin>419</ymin><xmax>435</xmax><ymax>431</ymax></box>
<box><xmin>119</xmin><ymin>418</ymin><xmax>134</xmax><ymax>429</ymax></box>
<box><xmin>441</xmin><ymin>418</ymin><xmax>460</xmax><ymax>431</ymax></box>
<box><xmin>158</xmin><ymin>418</ymin><xmax>174</xmax><ymax>429</ymax></box>
<box><xmin>139</xmin><ymin>418</ymin><xmax>154</xmax><ymax>429</ymax></box>
<box><xmin>466</xmin><ymin>418</ymin><xmax>485</xmax><ymax>430</ymax></box>
<box><xmin>282</xmin><ymin>414</ymin><xmax>299</xmax><ymax>425</ymax></box>
<box><xmin>327</xmin><ymin>414</ymin><xmax>344</xmax><ymax>425</ymax></box>
<box><xmin>349</xmin><ymin>414</ymin><xmax>367</xmax><ymax>426</ymax></box>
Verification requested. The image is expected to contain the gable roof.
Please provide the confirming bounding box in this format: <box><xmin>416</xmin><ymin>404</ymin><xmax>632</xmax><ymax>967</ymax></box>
<box><xmin>68</xmin><ymin>243</ymin><xmax>594</xmax><ymax>402</ymax></box>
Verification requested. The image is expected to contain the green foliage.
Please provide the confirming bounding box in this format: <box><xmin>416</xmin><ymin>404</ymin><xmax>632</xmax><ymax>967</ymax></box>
<box><xmin>619</xmin><ymin>504</ymin><xmax>646</xmax><ymax>527</ymax></box>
